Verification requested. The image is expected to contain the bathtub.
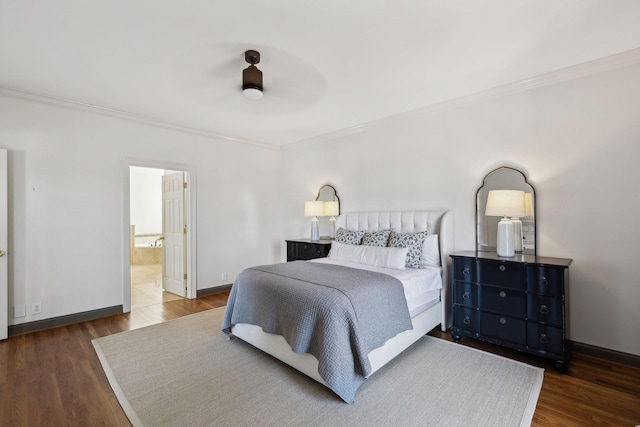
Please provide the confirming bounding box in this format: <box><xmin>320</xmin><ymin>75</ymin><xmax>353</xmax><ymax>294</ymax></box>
<box><xmin>130</xmin><ymin>226</ymin><xmax>163</xmax><ymax>265</ymax></box>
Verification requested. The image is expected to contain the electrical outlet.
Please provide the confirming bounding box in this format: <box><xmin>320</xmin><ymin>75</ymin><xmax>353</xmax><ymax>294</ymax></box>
<box><xmin>14</xmin><ymin>304</ymin><xmax>26</xmax><ymax>318</ymax></box>
<box><xmin>31</xmin><ymin>302</ymin><xmax>42</xmax><ymax>315</ymax></box>
<box><xmin>221</xmin><ymin>272</ymin><xmax>228</xmax><ymax>281</ymax></box>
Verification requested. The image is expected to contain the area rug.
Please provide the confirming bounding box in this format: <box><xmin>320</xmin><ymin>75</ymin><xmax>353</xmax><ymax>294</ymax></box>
<box><xmin>93</xmin><ymin>307</ymin><xmax>543</xmax><ymax>427</ymax></box>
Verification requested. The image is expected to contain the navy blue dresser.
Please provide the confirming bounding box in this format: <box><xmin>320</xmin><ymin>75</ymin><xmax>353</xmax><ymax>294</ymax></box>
<box><xmin>451</xmin><ymin>251</ymin><xmax>572</xmax><ymax>371</ymax></box>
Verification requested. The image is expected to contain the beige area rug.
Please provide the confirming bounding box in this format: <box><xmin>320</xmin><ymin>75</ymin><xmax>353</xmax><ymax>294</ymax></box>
<box><xmin>93</xmin><ymin>307</ymin><xmax>543</xmax><ymax>427</ymax></box>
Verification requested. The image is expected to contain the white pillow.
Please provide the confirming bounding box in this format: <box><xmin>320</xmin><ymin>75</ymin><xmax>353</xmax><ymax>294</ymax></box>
<box><xmin>329</xmin><ymin>241</ymin><xmax>408</xmax><ymax>270</ymax></box>
<box><xmin>420</xmin><ymin>234</ymin><xmax>440</xmax><ymax>267</ymax></box>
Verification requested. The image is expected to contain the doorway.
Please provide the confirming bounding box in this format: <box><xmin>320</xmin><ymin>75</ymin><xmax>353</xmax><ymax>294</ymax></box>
<box><xmin>123</xmin><ymin>160</ymin><xmax>197</xmax><ymax>313</ymax></box>
<box><xmin>130</xmin><ymin>167</ymin><xmax>184</xmax><ymax>309</ymax></box>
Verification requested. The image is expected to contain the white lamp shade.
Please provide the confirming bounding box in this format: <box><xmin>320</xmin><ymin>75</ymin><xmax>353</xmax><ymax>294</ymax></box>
<box><xmin>524</xmin><ymin>192</ymin><xmax>534</xmax><ymax>217</ymax></box>
<box><xmin>323</xmin><ymin>201</ymin><xmax>339</xmax><ymax>216</ymax></box>
<box><xmin>485</xmin><ymin>190</ymin><xmax>526</xmax><ymax>218</ymax></box>
<box><xmin>304</xmin><ymin>200</ymin><xmax>324</xmax><ymax>217</ymax></box>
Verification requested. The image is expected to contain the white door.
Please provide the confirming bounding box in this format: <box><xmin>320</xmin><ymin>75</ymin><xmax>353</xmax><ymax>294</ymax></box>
<box><xmin>0</xmin><ymin>149</ymin><xmax>8</xmax><ymax>340</ymax></box>
<box><xmin>162</xmin><ymin>172</ymin><xmax>187</xmax><ymax>297</ymax></box>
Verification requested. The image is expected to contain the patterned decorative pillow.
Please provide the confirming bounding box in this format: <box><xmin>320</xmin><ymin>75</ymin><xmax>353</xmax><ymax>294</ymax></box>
<box><xmin>335</xmin><ymin>228</ymin><xmax>365</xmax><ymax>245</ymax></box>
<box><xmin>388</xmin><ymin>231</ymin><xmax>428</xmax><ymax>268</ymax></box>
<box><xmin>361</xmin><ymin>230</ymin><xmax>392</xmax><ymax>247</ymax></box>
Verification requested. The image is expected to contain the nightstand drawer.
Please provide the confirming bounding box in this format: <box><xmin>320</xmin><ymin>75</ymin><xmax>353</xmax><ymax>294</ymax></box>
<box><xmin>479</xmin><ymin>260</ymin><xmax>525</xmax><ymax>289</ymax></box>
<box><xmin>527</xmin><ymin>323</ymin><xmax>564</xmax><ymax>355</ymax></box>
<box><xmin>454</xmin><ymin>282</ymin><xmax>480</xmax><ymax>308</ymax></box>
<box><xmin>482</xmin><ymin>286</ymin><xmax>526</xmax><ymax>317</ymax></box>
<box><xmin>286</xmin><ymin>239</ymin><xmax>331</xmax><ymax>261</ymax></box>
<box><xmin>481</xmin><ymin>312</ymin><xmax>526</xmax><ymax>346</ymax></box>
<box><xmin>526</xmin><ymin>265</ymin><xmax>564</xmax><ymax>296</ymax></box>
<box><xmin>298</xmin><ymin>243</ymin><xmax>321</xmax><ymax>258</ymax></box>
<box><xmin>527</xmin><ymin>294</ymin><xmax>563</xmax><ymax>326</ymax></box>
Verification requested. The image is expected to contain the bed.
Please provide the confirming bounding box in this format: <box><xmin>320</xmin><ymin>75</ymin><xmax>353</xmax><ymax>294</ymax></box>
<box><xmin>222</xmin><ymin>210</ymin><xmax>454</xmax><ymax>403</ymax></box>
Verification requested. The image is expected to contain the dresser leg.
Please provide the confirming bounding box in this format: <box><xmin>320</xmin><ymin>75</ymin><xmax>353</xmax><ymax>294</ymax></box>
<box><xmin>451</xmin><ymin>331</ymin><xmax>462</xmax><ymax>343</ymax></box>
<box><xmin>554</xmin><ymin>360</ymin><xmax>568</xmax><ymax>373</ymax></box>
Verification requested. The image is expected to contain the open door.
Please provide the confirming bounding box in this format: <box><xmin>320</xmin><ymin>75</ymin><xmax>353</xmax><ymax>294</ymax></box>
<box><xmin>0</xmin><ymin>149</ymin><xmax>7</xmax><ymax>340</ymax></box>
<box><xmin>162</xmin><ymin>172</ymin><xmax>187</xmax><ymax>297</ymax></box>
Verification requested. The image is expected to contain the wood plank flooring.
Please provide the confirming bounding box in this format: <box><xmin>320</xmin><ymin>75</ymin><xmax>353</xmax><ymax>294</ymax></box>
<box><xmin>1</xmin><ymin>291</ymin><xmax>638</xmax><ymax>426</ymax></box>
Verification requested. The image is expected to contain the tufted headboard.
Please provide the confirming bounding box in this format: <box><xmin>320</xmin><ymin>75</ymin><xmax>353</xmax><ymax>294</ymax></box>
<box><xmin>335</xmin><ymin>210</ymin><xmax>454</xmax><ymax>329</ymax></box>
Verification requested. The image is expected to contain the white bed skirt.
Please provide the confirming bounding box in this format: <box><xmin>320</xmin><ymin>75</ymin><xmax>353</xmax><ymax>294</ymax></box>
<box><xmin>231</xmin><ymin>299</ymin><xmax>443</xmax><ymax>387</ymax></box>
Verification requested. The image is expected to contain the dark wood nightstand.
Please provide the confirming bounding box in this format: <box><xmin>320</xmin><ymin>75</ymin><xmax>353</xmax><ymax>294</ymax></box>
<box><xmin>286</xmin><ymin>239</ymin><xmax>332</xmax><ymax>261</ymax></box>
<box><xmin>450</xmin><ymin>251</ymin><xmax>572</xmax><ymax>371</ymax></box>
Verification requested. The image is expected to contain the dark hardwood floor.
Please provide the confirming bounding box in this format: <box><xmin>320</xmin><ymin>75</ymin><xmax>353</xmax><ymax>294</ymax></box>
<box><xmin>1</xmin><ymin>291</ymin><xmax>638</xmax><ymax>426</ymax></box>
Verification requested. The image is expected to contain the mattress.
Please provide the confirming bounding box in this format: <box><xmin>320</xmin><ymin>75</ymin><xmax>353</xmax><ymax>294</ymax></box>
<box><xmin>310</xmin><ymin>258</ymin><xmax>442</xmax><ymax>317</ymax></box>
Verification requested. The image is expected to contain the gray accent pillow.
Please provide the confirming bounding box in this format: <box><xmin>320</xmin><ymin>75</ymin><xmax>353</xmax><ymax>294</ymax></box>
<box><xmin>335</xmin><ymin>228</ymin><xmax>365</xmax><ymax>245</ymax></box>
<box><xmin>362</xmin><ymin>230</ymin><xmax>392</xmax><ymax>247</ymax></box>
<box><xmin>388</xmin><ymin>231</ymin><xmax>427</xmax><ymax>268</ymax></box>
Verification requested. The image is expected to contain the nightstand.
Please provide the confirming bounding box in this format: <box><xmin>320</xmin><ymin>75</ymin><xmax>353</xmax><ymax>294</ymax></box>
<box><xmin>450</xmin><ymin>251</ymin><xmax>572</xmax><ymax>371</ymax></box>
<box><xmin>286</xmin><ymin>239</ymin><xmax>332</xmax><ymax>261</ymax></box>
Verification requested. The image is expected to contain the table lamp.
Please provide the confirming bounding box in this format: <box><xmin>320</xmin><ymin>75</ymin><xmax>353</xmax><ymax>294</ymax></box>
<box><xmin>485</xmin><ymin>190</ymin><xmax>526</xmax><ymax>257</ymax></box>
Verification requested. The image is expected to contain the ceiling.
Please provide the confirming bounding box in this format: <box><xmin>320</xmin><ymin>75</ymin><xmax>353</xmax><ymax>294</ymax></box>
<box><xmin>2</xmin><ymin>1</ymin><xmax>640</xmax><ymax>147</ymax></box>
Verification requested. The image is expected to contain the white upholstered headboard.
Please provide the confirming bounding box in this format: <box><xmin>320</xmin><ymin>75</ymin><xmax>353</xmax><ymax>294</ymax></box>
<box><xmin>335</xmin><ymin>210</ymin><xmax>454</xmax><ymax>329</ymax></box>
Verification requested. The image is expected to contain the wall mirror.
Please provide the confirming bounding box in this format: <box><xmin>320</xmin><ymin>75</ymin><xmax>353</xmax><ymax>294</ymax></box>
<box><xmin>476</xmin><ymin>166</ymin><xmax>536</xmax><ymax>255</ymax></box>
<box><xmin>315</xmin><ymin>184</ymin><xmax>341</xmax><ymax>213</ymax></box>
<box><xmin>305</xmin><ymin>184</ymin><xmax>341</xmax><ymax>241</ymax></box>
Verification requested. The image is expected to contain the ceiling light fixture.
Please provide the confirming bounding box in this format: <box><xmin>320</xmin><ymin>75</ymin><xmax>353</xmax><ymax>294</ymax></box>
<box><xmin>242</xmin><ymin>50</ymin><xmax>263</xmax><ymax>100</ymax></box>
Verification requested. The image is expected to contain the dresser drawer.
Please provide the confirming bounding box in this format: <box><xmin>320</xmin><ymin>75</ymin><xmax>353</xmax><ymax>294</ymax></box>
<box><xmin>482</xmin><ymin>286</ymin><xmax>526</xmax><ymax>317</ymax></box>
<box><xmin>527</xmin><ymin>323</ymin><xmax>564</xmax><ymax>355</ymax></box>
<box><xmin>526</xmin><ymin>265</ymin><xmax>564</xmax><ymax>296</ymax></box>
<box><xmin>453</xmin><ymin>306</ymin><xmax>480</xmax><ymax>336</ymax></box>
<box><xmin>478</xmin><ymin>260</ymin><xmax>525</xmax><ymax>289</ymax></box>
<box><xmin>453</xmin><ymin>257</ymin><xmax>476</xmax><ymax>283</ymax></box>
<box><xmin>527</xmin><ymin>294</ymin><xmax>563</xmax><ymax>326</ymax></box>
<box><xmin>454</xmin><ymin>282</ymin><xmax>480</xmax><ymax>308</ymax></box>
<box><xmin>481</xmin><ymin>312</ymin><xmax>526</xmax><ymax>345</ymax></box>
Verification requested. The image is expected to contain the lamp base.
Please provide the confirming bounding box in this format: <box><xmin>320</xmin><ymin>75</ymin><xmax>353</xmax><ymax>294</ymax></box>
<box><xmin>511</xmin><ymin>217</ymin><xmax>523</xmax><ymax>252</ymax></box>
<box><xmin>329</xmin><ymin>216</ymin><xmax>336</xmax><ymax>240</ymax></box>
<box><xmin>496</xmin><ymin>217</ymin><xmax>515</xmax><ymax>257</ymax></box>
<box><xmin>310</xmin><ymin>218</ymin><xmax>319</xmax><ymax>242</ymax></box>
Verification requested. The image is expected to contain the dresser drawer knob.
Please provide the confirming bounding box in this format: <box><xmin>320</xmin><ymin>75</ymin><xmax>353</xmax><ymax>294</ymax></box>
<box><xmin>499</xmin><ymin>291</ymin><xmax>507</xmax><ymax>298</ymax></box>
<box><xmin>539</xmin><ymin>276</ymin><xmax>548</xmax><ymax>286</ymax></box>
<box><xmin>499</xmin><ymin>317</ymin><xmax>506</xmax><ymax>325</ymax></box>
<box><xmin>499</xmin><ymin>265</ymin><xmax>506</xmax><ymax>272</ymax></box>
<box><xmin>463</xmin><ymin>267</ymin><xmax>470</xmax><ymax>276</ymax></box>
<box><xmin>462</xmin><ymin>292</ymin><xmax>470</xmax><ymax>300</ymax></box>
<box><xmin>463</xmin><ymin>316</ymin><xmax>471</xmax><ymax>325</ymax></box>
<box><xmin>539</xmin><ymin>333</ymin><xmax>549</xmax><ymax>343</ymax></box>
<box><xmin>539</xmin><ymin>305</ymin><xmax>549</xmax><ymax>314</ymax></box>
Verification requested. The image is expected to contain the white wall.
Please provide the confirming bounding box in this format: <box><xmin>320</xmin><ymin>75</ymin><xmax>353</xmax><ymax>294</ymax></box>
<box><xmin>130</xmin><ymin>167</ymin><xmax>163</xmax><ymax>235</ymax></box>
<box><xmin>0</xmin><ymin>92</ymin><xmax>281</xmax><ymax>326</ymax></box>
<box><xmin>280</xmin><ymin>62</ymin><xmax>640</xmax><ymax>357</ymax></box>
<box><xmin>2</xmin><ymin>60</ymin><xmax>639</xmax><ymax>358</ymax></box>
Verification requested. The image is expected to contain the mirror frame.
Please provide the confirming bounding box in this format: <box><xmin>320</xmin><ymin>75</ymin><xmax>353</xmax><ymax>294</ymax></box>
<box><xmin>315</xmin><ymin>184</ymin><xmax>341</xmax><ymax>214</ymax></box>
<box><xmin>476</xmin><ymin>166</ymin><xmax>536</xmax><ymax>255</ymax></box>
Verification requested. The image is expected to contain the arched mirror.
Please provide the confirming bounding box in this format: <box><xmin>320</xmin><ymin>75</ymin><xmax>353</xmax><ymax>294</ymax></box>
<box><xmin>476</xmin><ymin>167</ymin><xmax>536</xmax><ymax>255</ymax></box>
<box><xmin>304</xmin><ymin>184</ymin><xmax>341</xmax><ymax>241</ymax></box>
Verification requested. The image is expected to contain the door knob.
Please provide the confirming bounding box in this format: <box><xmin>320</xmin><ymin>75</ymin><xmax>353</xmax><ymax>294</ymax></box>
<box><xmin>0</xmin><ymin>250</ymin><xmax>5</xmax><ymax>257</ymax></box>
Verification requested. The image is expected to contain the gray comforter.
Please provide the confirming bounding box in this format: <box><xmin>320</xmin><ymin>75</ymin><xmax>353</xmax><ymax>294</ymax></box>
<box><xmin>221</xmin><ymin>261</ymin><xmax>413</xmax><ymax>403</ymax></box>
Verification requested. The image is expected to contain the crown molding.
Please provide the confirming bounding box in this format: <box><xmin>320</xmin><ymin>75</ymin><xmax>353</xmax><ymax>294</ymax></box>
<box><xmin>0</xmin><ymin>85</ymin><xmax>280</xmax><ymax>151</ymax></box>
<box><xmin>287</xmin><ymin>47</ymin><xmax>640</xmax><ymax>148</ymax></box>
<box><xmin>4</xmin><ymin>47</ymin><xmax>640</xmax><ymax>151</ymax></box>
